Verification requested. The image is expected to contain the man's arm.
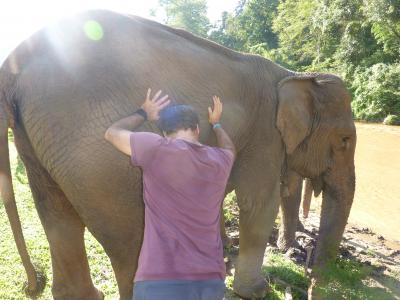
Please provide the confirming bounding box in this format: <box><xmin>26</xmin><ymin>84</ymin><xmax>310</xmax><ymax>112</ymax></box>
<box><xmin>213</xmin><ymin>126</ymin><xmax>236</xmax><ymax>158</ymax></box>
<box><xmin>104</xmin><ymin>114</ymin><xmax>146</xmax><ymax>156</ymax></box>
<box><xmin>104</xmin><ymin>89</ymin><xmax>170</xmax><ymax>156</ymax></box>
<box><xmin>208</xmin><ymin>96</ymin><xmax>236</xmax><ymax>159</ymax></box>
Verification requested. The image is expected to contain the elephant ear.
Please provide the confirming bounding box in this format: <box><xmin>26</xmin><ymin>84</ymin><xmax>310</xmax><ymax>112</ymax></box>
<box><xmin>276</xmin><ymin>76</ymin><xmax>316</xmax><ymax>154</ymax></box>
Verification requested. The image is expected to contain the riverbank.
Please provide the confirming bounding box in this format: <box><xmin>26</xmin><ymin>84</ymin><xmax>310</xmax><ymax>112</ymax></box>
<box><xmin>222</xmin><ymin>193</ymin><xmax>400</xmax><ymax>299</ymax></box>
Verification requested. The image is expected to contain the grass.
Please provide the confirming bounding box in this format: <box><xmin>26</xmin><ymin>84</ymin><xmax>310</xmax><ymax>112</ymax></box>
<box><xmin>1</xmin><ymin>133</ymin><xmax>399</xmax><ymax>299</ymax></box>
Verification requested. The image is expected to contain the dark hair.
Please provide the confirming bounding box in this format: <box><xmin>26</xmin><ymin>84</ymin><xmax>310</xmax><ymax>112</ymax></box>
<box><xmin>157</xmin><ymin>104</ymin><xmax>200</xmax><ymax>135</ymax></box>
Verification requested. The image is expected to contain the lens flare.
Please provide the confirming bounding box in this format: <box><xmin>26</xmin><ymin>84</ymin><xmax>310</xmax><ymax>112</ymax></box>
<box><xmin>83</xmin><ymin>20</ymin><xmax>103</xmax><ymax>41</ymax></box>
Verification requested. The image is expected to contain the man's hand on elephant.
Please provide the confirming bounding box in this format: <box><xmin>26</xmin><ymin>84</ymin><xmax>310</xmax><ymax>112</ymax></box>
<box><xmin>141</xmin><ymin>88</ymin><xmax>171</xmax><ymax>121</ymax></box>
<box><xmin>208</xmin><ymin>96</ymin><xmax>222</xmax><ymax>125</ymax></box>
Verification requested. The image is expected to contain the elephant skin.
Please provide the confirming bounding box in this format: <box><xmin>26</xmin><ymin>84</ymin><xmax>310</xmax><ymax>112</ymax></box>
<box><xmin>0</xmin><ymin>10</ymin><xmax>356</xmax><ymax>300</ymax></box>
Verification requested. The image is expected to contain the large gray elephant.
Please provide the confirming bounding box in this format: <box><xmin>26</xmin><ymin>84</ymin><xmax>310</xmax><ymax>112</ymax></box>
<box><xmin>0</xmin><ymin>10</ymin><xmax>356</xmax><ymax>300</ymax></box>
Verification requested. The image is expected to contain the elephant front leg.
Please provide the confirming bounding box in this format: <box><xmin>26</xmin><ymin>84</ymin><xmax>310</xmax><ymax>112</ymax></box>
<box><xmin>277</xmin><ymin>170</ymin><xmax>303</xmax><ymax>251</ymax></box>
<box><xmin>233</xmin><ymin>182</ymin><xmax>281</xmax><ymax>299</ymax></box>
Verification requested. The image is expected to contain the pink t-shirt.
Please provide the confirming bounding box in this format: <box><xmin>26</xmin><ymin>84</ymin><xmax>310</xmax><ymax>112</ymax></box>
<box><xmin>130</xmin><ymin>132</ymin><xmax>234</xmax><ymax>282</ymax></box>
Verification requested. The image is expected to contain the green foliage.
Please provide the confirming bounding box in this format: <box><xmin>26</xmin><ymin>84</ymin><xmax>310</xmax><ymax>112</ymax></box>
<box><xmin>158</xmin><ymin>0</ymin><xmax>210</xmax><ymax>37</ymax></box>
<box><xmin>153</xmin><ymin>0</ymin><xmax>400</xmax><ymax>123</ymax></box>
<box><xmin>351</xmin><ymin>63</ymin><xmax>400</xmax><ymax>121</ymax></box>
<box><xmin>209</xmin><ymin>0</ymin><xmax>279</xmax><ymax>54</ymax></box>
<box><xmin>210</xmin><ymin>0</ymin><xmax>400</xmax><ymax>123</ymax></box>
<box><xmin>383</xmin><ymin>114</ymin><xmax>400</xmax><ymax>125</ymax></box>
<box><xmin>223</xmin><ymin>192</ymin><xmax>237</xmax><ymax>224</ymax></box>
<box><xmin>272</xmin><ymin>0</ymin><xmax>319</xmax><ymax>69</ymax></box>
<box><xmin>363</xmin><ymin>0</ymin><xmax>400</xmax><ymax>58</ymax></box>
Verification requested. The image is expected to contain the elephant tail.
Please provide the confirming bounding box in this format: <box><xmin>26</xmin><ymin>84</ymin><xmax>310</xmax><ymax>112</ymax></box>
<box><xmin>0</xmin><ymin>70</ymin><xmax>43</xmax><ymax>296</ymax></box>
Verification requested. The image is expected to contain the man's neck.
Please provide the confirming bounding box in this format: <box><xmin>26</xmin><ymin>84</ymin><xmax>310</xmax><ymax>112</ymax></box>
<box><xmin>168</xmin><ymin>129</ymin><xmax>200</xmax><ymax>144</ymax></box>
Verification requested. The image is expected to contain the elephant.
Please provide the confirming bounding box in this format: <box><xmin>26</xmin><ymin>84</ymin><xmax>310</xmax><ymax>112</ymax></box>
<box><xmin>0</xmin><ymin>10</ymin><xmax>356</xmax><ymax>300</ymax></box>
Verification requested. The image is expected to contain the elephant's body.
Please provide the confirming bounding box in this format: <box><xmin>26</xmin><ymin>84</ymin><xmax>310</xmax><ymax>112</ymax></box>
<box><xmin>0</xmin><ymin>10</ymin><xmax>356</xmax><ymax>300</ymax></box>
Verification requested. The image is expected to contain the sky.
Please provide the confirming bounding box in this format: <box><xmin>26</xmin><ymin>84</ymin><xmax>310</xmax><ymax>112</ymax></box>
<box><xmin>0</xmin><ymin>0</ymin><xmax>239</xmax><ymax>64</ymax></box>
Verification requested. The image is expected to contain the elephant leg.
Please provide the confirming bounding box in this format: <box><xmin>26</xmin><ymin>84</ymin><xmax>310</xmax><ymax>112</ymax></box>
<box><xmin>97</xmin><ymin>237</ymin><xmax>138</xmax><ymax>300</ymax></box>
<box><xmin>232</xmin><ymin>175</ymin><xmax>281</xmax><ymax>299</ymax></box>
<box><xmin>80</xmin><ymin>194</ymin><xmax>143</xmax><ymax>300</ymax></box>
<box><xmin>23</xmin><ymin>163</ymin><xmax>102</xmax><ymax>300</ymax></box>
<box><xmin>277</xmin><ymin>171</ymin><xmax>303</xmax><ymax>251</ymax></box>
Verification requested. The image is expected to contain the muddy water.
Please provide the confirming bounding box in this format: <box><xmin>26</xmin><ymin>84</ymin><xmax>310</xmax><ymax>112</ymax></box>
<box><xmin>349</xmin><ymin>123</ymin><xmax>400</xmax><ymax>242</ymax></box>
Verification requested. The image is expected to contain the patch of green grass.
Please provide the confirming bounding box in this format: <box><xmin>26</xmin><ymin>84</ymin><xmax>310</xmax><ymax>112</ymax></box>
<box><xmin>263</xmin><ymin>252</ymin><xmax>309</xmax><ymax>300</ymax></box>
<box><xmin>316</xmin><ymin>259</ymin><xmax>396</xmax><ymax>300</ymax></box>
<box><xmin>223</xmin><ymin>191</ymin><xmax>238</xmax><ymax>224</ymax></box>
<box><xmin>224</xmin><ymin>252</ymin><xmax>398</xmax><ymax>300</ymax></box>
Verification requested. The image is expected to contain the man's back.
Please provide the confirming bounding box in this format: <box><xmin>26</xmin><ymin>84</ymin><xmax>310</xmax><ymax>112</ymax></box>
<box><xmin>131</xmin><ymin>133</ymin><xmax>234</xmax><ymax>282</ymax></box>
<box><xmin>105</xmin><ymin>91</ymin><xmax>235</xmax><ymax>300</ymax></box>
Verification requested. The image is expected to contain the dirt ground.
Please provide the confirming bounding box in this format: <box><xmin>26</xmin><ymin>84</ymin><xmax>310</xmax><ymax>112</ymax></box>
<box><xmin>223</xmin><ymin>207</ymin><xmax>400</xmax><ymax>299</ymax></box>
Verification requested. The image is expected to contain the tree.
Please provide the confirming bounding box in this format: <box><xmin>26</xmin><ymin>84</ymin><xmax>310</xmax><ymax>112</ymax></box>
<box><xmin>158</xmin><ymin>0</ymin><xmax>210</xmax><ymax>37</ymax></box>
<box><xmin>272</xmin><ymin>0</ymin><xmax>319</xmax><ymax>69</ymax></box>
<box><xmin>363</xmin><ymin>0</ymin><xmax>400</xmax><ymax>60</ymax></box>
<box><xmin>209</xmin><ymin>0</ymin><xmax>279</xmax><ymax>56</ymax></box>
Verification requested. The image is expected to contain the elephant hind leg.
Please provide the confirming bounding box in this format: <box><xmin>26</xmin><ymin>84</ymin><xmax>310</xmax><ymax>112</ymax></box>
<box><xmin>86</xmin><ymin>216</ymin><xmax>140</xmax><ymax>300</ymax></box>
<box><xmin>23</xmin><ymin>161</ymin><xmax>103</xmax><ymax>300</ymax></box>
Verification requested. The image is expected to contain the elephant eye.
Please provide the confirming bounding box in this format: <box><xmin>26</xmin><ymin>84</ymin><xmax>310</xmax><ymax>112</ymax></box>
<box><xmin>342</xmin><ymin>136</ymin><xmax>350</xmax><ymax>143</ymax></box>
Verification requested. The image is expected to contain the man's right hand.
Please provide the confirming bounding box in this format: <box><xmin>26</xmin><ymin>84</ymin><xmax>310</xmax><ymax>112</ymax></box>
<box><xmin>208</xmin><ymin>96</ymin><xmax>222</xmax><ymax>125</ymax></box>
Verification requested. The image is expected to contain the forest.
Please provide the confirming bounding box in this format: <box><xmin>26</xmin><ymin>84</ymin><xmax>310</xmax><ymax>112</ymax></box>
<box><xmin>154</xmin><ymin>0</ymin><xmax>400</xmax><ymax>124</ymax></box>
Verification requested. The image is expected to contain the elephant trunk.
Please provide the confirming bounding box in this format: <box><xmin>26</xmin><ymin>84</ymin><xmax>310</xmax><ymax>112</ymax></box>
<box><xmin>312</xmin><ymin>155</ymin><xmax>355</xmax><ymax>276</ymax></box>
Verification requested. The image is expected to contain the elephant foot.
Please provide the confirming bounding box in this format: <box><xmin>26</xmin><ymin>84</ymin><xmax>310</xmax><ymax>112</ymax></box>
<box><xmin>277</xmin><ymin>233</ymin><xmax>298</xmax><ymax>252</ymax></box>
<box><xmin>24</xmin><ymin>269</ymin><xmax>47</xmax><ymax>298</ymax></box>
<box><xmin>233</xmin><ymin>276</ymin><xmax>269</xmax><ymax>299</ymax></box>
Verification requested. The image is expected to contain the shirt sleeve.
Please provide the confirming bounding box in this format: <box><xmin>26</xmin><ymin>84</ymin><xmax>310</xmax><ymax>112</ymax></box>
<box><xmin>130</xmin><ymin>132</ymin><xmax>164</xmax><ymax>168</ymax></box>
<box><xmin>215</xmin><ymin>148</ymin><xmax>235</xmax><ymax>176</ymax></box>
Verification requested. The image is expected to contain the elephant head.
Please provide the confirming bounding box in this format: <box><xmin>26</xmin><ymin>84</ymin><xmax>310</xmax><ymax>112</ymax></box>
<box><xmin>276</xmin><ymin>74</ymin><xmax>356</xmax><ymax>279</ymax></box>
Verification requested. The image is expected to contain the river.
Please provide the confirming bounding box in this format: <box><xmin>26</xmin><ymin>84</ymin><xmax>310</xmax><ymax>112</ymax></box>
<box><xmin>348</xmin><ymin>122</ymin><xmax>400</xmax><ymax>242</ymax></box>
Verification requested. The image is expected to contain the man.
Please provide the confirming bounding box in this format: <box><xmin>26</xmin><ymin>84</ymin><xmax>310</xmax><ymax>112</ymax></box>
<box><xmin>104</xmin><ymin>88</ymin><xmax>235</xmax><ymax>300</ymax></box>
